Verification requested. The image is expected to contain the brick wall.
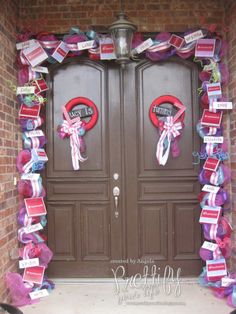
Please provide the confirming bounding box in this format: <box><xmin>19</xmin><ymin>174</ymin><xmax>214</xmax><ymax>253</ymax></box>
<box><xmin>0</xmin><ymin>0</ymin><xmax>20</xmax><ymax>302</ymax></box>
<box><xmin>19</xmin><ymin>0</ymin><xmax>225</xmax><ymax>33</ymax></box>
<box><xmin>225</xmin><ymin>0</ymin><xmax>236</xmax><ymax>270</ymax></box>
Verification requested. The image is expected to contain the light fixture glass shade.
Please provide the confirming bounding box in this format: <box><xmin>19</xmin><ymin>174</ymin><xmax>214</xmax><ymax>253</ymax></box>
<box><xmin>109</xmin><ymin>12</ymin><xmax>136</xmax><ymax>65</ymax></box>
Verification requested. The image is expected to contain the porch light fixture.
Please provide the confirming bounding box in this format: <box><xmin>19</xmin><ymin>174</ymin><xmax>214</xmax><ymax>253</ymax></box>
<box><xmin>109</xmin><ymin>0</ymin><xmax>137</xmax><ymax>67</ymax></box>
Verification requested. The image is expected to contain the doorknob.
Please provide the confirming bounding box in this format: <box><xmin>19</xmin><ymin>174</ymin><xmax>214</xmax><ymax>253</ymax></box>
<box><xmin>113</xmin><ymin>186</ymin><xmax>120</xmax><ymax>218</ymax></box>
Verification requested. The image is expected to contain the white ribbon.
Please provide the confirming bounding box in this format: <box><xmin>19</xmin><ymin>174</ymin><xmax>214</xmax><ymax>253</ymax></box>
<box><xmin>61</xmin><ymin>120</ymin><xmax>87</xmax><ymax>170</ymax></box>
<box><xmin>156</xmin><ymin>116</ymin><xmax>182</xmax><ymax>166</ymax></box>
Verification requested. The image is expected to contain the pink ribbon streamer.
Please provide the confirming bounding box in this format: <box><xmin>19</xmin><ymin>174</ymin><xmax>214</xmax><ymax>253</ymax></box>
<box><xmin>156</xmin><ymin>116</ymin><xmax>182</xmax><ymax>166</ymax></box>
<box><xmin>61</xmin><ymin>120</ymin><xmax>87</xmax><ymax>170</ymax></box>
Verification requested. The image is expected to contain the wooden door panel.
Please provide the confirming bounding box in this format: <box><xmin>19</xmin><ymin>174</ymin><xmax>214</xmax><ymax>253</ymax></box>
<box><xmin>139</xmin><ymin>204</ymin><xmax>168</xmax><ymax>260</ymax></box>
<box><xmin>47</xmin><ymin>59</ymin><xmax>108</xmax><ymax>178</ymax></box>
<box><xmin>172</xmin><ymin>202</ymin><xmax>202</xmax><ymax>260</ymax></box>
<box><xmin>81</xmin><ymin>203</ymin><xmax>110</xmax><ymax>261</ymax></box>
<box><xmin>47</xmin><ymin>180</ymin><xmax>109</xmax><ymax>201</ymax></box>
<box><xmin>139</xmin><ymin>178</ymin><xmax>199</xmax><ymax>200</ymax></box>
<box><xmin>47</xmin><ymin>203</ymin><xmax>76</xmax><ymax>261</ymax></box>
<box><xmin>137</xmin><ymin>60</ymin><xmax>199</xmax><ymax>176</ymax></box>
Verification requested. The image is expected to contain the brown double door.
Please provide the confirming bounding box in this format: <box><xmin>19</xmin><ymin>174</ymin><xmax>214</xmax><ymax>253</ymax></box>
<box><xmin>46</xmin><ymin>57</ymin><xmax>202</xmax><ymax>278</ymax></box>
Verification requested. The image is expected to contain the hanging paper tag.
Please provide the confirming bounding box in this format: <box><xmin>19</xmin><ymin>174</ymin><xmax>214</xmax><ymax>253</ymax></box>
<box><xmin>32</xmin><ymin>148</ymin><xmax>48</xmax><ymax>162</ymax></box>
<box><xmin>206</xmin><ymin>259</ymin><xmax>227</xmax><ymax>279</ymax></box>
<box><xmin>202</xmin><ymin>184</ymin><xmax>220</xmax><ymax>194</ymax></box>
<box><xmin>203</xmin><ymin>157</ymin><xmax>220</xmax><ymax>172</ymax></box>
<box><xmin>100</xmin><ymin>36</ymin><xmax>116</xmax><ymax>60</ymax></box>
<box><xmin>25</xmin><ymin>130</ymin><xmax>44</xmax><ymax>138</ymax></box>
<box><xmin>32</xmin><ymin>66</ymin><xmax>49</xmax><ymax>74</ymax></box>
<box><xmin>24</xmin><ymin>197</ymin><xmax>47</xmax><ymax>217</ymax></box>
<box><xmin>201</xmin><ymin>110</ymin><xmax>223</xmax><ymax>127</ymax></box>
<box><xmin>52</xmin><ymin>41</ymin><xmax>69</xmax><ymax>63</ymax></box>
<box><xmin>19</xmin><ymin>104</ymin><xmax>41</xmax><ymax>119</ymax></box>
<box><xmin>184</xmin><ymin>30</ymin><xmax>204</xmax><ymax>44</ymax></box>
<box><xmin>29</xmin><ymin>289</ymin><xmax>49</xmax><ymax>300</ymax></box>
<box><xmin>21</xmin><ymin>173</ymin><xmax>40</xmax><ymax>180</ymax></box>
<box><xmin>212</xmin><ymin>102</ymin><xmax>233</xmax><ymax>110</ymax></box>
<box><xmin>135</xmin><ymin>38</ymin><xmax>153</xmax><ymax>54</ymax></box>
<box><xmin>199</xmin><ymin>206</ymin><xmax>221</xmax><ymax>224</ymax></box>
<box><xmin>169</xmin><ymin>34</ymin><xmax>184</xmax><ymax>49</ymax></box>
<box><xmin>32</xmin><ymin>78</ymin><xmax>48</xmax><ymax>94</ymax></box>
<box><xmin>25</xmin><ymin>223</ymin><xmax>43</xmax><ymax>234</ymax></box>
<box><xmin>19</xmin><ymin>258</ymin><xmax>39</xmax><ymax>269</ymax></box>
<box><xmin>221</xmin><ymin>277</ymin><xmax>236</xmax><ymax>287</ymax></box>
<box><xmin>16</xmin><ymin>39</ymin><xmax>38</xmax><ymax>50</ymax></box>
<box><xmin>77</xmin><ymin>40</ymin><xmax>95</xmax><ymax>51</ymax></box>
<box><xmin>23</xmin><ymin>266</ymin><xmax>45</xmax><ymax>285</ymax></box>
<box><xmin>23</xmin><ymin>42</ymin><xmax>48</xmax><ymax>67</ymax></box>
<box><xmin>16</xmin><ymin>86</ymin><xmax>35</xmax><ymax>95</ymax></box>
<box><xmin>203</xmin><ymin>136</ymin><xmax>224</xmax><ymax>144</ymax></box>
<box><xmin>207</xmin><ymin>83</ymin><xmax>222</xmax><ymax>98</ymax></box>
<box><xmin>201</xmin><ymin>241</ymin><xmax>218</xmax><ymax>251</ymax></box>
<box><xmin>195</xmin><ymin>39</ymin><xmax>216</xmax><ymax>58</ymax></box>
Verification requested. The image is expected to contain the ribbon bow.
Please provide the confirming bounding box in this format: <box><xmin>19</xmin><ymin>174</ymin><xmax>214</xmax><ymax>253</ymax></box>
<box><xmin>156</xmin><ymin>116</ymin><xmax>182</xmax><ymax>166</ymax></box>
<box><xmin>61</xmin><ymin>120</ymin><xmax>87</xmax><ymax>170</ymax></box>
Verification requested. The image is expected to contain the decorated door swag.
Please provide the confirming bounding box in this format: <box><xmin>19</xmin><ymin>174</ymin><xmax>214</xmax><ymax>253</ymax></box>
<box><xmin>11</xmin><ymin>23</ymin><xmax>234</xmax><ymax>308</ymax></box>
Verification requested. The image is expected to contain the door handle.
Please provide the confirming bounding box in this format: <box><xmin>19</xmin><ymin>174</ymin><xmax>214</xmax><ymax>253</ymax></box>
<box><xmin>113</xmin><ymin>186</ymin><xmax>120</xmax><ymax>218</ymax></box>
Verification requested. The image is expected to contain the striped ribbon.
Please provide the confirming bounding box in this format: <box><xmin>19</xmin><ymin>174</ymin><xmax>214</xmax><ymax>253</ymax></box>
<box><xmin>213</xmin><ymin>246</ymin><xmax>222</xmax><ymax>260</ymax></box>
<box><xmin>39</xmin><ymin>40</ymin><xmax>59</xmax><ymax>49</ymax></box>
<box><xmin>207</xmin><ymin>127</ymin><xmax>217</xmax><ymax>135</ymax></box>
<box><xmin>31</xmin><ymin>178</ymin><xmax>42</xmax><ymax>197</ymax></box>
<box><xmin>208</xmin><ymin>193</ymin><xmax>216</xmax><ymax>207</ymax></box>
<box><xmin>210</xmin><ymin>171</ymin><xmax>219</xmax><ymax>186</ymax></box>
<box><xmin>156</xmin><ymin>116</ymin><xmax>182</xmax><ymax>166</ymax></box>
<box><xmin>210</xmin><ymin>224</ymin><xmax>218</xmax><ymax>240</ymax></box>
<box><xmin>61</xmin><ymin>120</ymin><xmax>87</xmax><ymax>170</ymax></box>
<box><xmin>206</xmin><ymin>142</ymin><xmax>214</xmax><ymax>156</ymax></box>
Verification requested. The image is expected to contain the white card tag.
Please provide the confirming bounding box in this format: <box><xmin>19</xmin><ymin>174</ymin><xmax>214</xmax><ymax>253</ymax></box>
<box><xmin>25</xmin><ymin>130</ymin><xmax>44</xmax><ymax>138</ymax></box>
<box><xmin>202</xmin><ymin>185</ymin><xmax>220</xmax><ymax>194</ymax></box>
<box><xmin>184</xmin><ymin>30</ymin><xmax>204</xmax><ymax>44</ymax></box>
<box><xmin>221</xmin><ymin>277</ymin><xmax>236</xmax><ymax>287</ymax></box>
<box><xmin>25</xmin><ymin>223</ymin><xmax>43</xmax><ymax>234</ymax></box>
<box><xmin>135</xmin><ymin>38</ymin><xmax>153</xmax><ymax>54</ymax></box>
<box><xmin>32</xmin><ymin>66</ymin><xmax>49</xmax><ymax>74</ymax></box>
<box><xmin>77</xmin><ymin>40</ymin><xmax>95</xmax><ymax>51</ymax></box>
<box><xmin>203</xmin><ymin>136</ymin><xmax>224</xmax><ymax>144</ymax></box>
<box><xmin>29</xmin><ymin>289</ymin><xmax>49</xmax><ymax>300</ymax></box>
<box><xmin>19</xmin><ymin>258</ymin><xmax>39</xmax><ymax>269</ymax></box>
<box><xmin>21</xmin><ymin>173</ymin><xmax>40</xmax><ymax>180</ymax></box>
<box><xmin>16</xmin><ymin>86</ymin><xmax>35</xmax><ymax>95</ymax></box>
<box><xmin>16</xmin><ymin>39</ymin><xmax>38</xmax><ymax>50</ymax></box>
<box><xmin>201</xmin><ymin>241</ymin><xmax>218</xmax><ymax>251</ymax></box>
<box><xmin>212</xmin><ymin>102</ymin><xmax>233</xmax><ymax>110</ymax></box>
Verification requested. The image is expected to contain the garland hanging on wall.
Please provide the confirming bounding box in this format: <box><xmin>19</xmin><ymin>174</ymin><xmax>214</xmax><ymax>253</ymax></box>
<box><xmin>6</xmin><ymin>26</ymin><xmax>235</xmax><ymax>309</ymax></box>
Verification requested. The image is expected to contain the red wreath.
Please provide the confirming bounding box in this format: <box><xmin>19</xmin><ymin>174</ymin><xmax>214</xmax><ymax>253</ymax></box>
<box><xmin>64</xmin><ymin>97</ymin><xmax>98</xmax><ymax>131</ymax></box>
<box><xmin>149</xmin><ymin>95</ymin><xmax>185</xmax><ymax>129</ymax></box>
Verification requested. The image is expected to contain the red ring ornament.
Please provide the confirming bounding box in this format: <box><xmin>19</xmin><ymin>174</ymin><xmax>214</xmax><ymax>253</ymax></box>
<box><xmin>64</xmin><ymin>97</ymin><xmax>98</xmax><ymax>131</ymax></box>
<box><xmin>149</xmin><ymin>95</ymin><xmax>185</xmax><ymax>129</ymax></box>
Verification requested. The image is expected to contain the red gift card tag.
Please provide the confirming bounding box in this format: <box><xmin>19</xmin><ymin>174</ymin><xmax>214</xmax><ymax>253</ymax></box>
<box><xmin>195</xmin><ymin>39</ymin><xmax>216</xmax><ymax>58</ymax></box>
<box><xmin>19</xmin><ymin>104</ymin><xmax>41</xmax><ymax>119</ymax></box>
<box><xmin>203</xmin><ymin>157</ymin><xmax>220</xmax><ymax>172</ymax></box>
<box><xmin>199</xmin><ymin>206</ymin><xmax>221</xmax><ymax>224</ymax></box>
<box><xmin>32</xmin><ymin>148</ymin><xmax>48</xmax><ymax>162</ymax></box>
<box><xmin>206</xmin><ymin>259</ymin><xmax>227</xmax><ymax>280</ymax></box>
<box><xmin>207</xmin><ymin>82</ymin><xmax>222</xmax><ymax>98</ymax></box>
<box><xmin>23</xmin><ymin>42</ymin><xmax>48</xmax><ymax>67</ymax></box>
<box><xmin>23</xmin><ymin>266</ymin><xmax>45</xmax><ymax>285</ymax></box>
<box><xmin>24</xmin><ymin>197</ymin><xmax>47</xmax><ymax>217</ymax></box>
<box><xmin>32</xmin><ymin>78</ymin><xmax>48</xmax><ymax>95</ymax></box>
<box><xmin>201</xmin><ymin>110</ymin><xmax>223</xmax><ymax>127</ymax></box>
<box><xmin>100</xmin><ymin>36</ymin><xmax>116</xmax><ymax>60</ymax></box>
<box><xmin>169</xmin><ymin>34</ymin><xmax>184</xmax><ymax>49</ymax></box>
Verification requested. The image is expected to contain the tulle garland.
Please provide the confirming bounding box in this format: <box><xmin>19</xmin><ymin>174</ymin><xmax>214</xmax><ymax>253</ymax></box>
<box><xmin>11</xmin><ymin>26</ymin><xmax>234</xmax><ymax>307</ymax></box>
